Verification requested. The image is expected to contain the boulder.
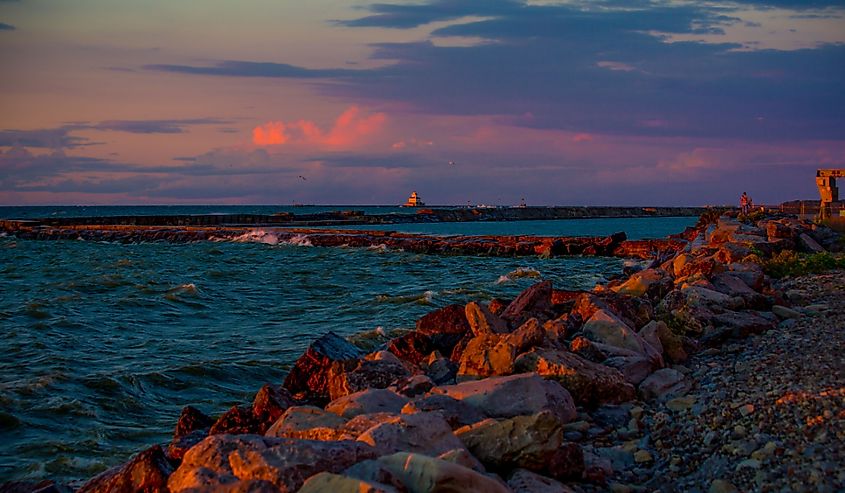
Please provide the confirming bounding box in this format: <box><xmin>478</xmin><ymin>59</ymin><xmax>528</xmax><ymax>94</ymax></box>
<box><xmin>715</xmin><ymin>242</ymin><xmax>752</xmax><ymax>264</ymax></box>
<box><xmin>326</xmin><ymin>389</ymin><xmax>410</xmax><ymax>419</ymax></box>
<box><xmin>345</xmin><ymin>452</ymin><xmax>510</xmax><ymax>493</ymax></box>
<box><xmin>432</xmin><ymin>373</ymin><xmax>576</xmax><ymax>424</ymax></box>
<box><xmin>437</xmin><ymin>448</ymin><xmax>486</xmax><ymax>472</ymax></box>
<box><xmin>572</xmin><ymin>292</ymin><xmax>653</xmax><ymax>331</ymax></box>
<box><xmin>488</xmin><ymin>298</ymin><xmax>510</xmax><ymax>316</ymax></box>
<box><xmin>542</xmin><ymin>314</ymin><xmax>581</xmax><ymax>347</ymax></box>
<box><xmin>209</xmin><ymin>405</ymin><xmax>259</xmax><ymax>435</ymax></box>
<box><xmin>611</xmin><ymin>268</ymin><xmax>672</xmax><ymax>300</ymax></box>
<box><xmin>252</xmin><ymin>384</ymin><xmax>295</xmax><ymax>433</ymax></box>
<box><xmin>168</xmin><ymin>430</ymin><xmax>207</xmax><ymax>462</ymax></box>
<box><xmin>173</xmin><ymin>405</ymin><xmax>213</xmax><ymax>439</ymax></box>
<box><xmin>514</xmin><ymin>349</ymin><xmax>635</xmax><ymax>406</ymax></box>
<box><xmin>508</xmin><ymin>468</ymin><xmax>576</xmax><ymax>493</ymax></box>
<box><xmin>78</xmin><ymin>445</ymin><xmax>173</xmax><ymax>493</ymax></box>
<box><xmin>638</xmin><ymin>368</ymin><xmax>690</xmax><ymax>400</ymax></box>
<box><xmin>501</xmin><ymin>281</ymin><xmax>553</xmax><ymax>326</ymax></box>
<box><xmin>582</xmin><ymin>309</ymin><xmax>661</xmax><ymax>364</ymax></box>
<box><xmin>328</xmin><ymin>358</ymin><xmax>410</xmax><ymax>401</ymax></box>
<box><xmin>390</xmin><ymin>374</ymin><xmax>434</xmax><ymax>398</ymax></box>
<box><xmin>465</xmin><ymin>301</ymin><xmax>509</xmax><ymax>336</ymax></box>
<box><xmin>506</xmin><ymin>318</ymin><xmax>545</xmax><ymax>354</ymax></box>
<box><xmin>356</xmin><ymin>412</ymin><xmax>466</xmax><ymax>457</ymax></box>
<box><xmin>425</xmin><ymin>354</ymin><xmax>457</xmax><ymax>385</ymax></box>
<box><xmin>798</xmin><ymin>233</ymin><xmax>826</xmax><ymax>253</ymax></box>
<box><xmin>415</xmin><ymin>304</ymin><xmax>470</xmax><ymax>353</ymax></box>
<box><xmin>641</xmin><ymin>320</ymin><xmax>687</xmax><ymax>363</ymax></box>
<box><xmin>401</xmin><ymin>394</ymin><xmax>487</xmax><ymax>429</ymax></box>
<box><xmin>284</xmin><ymin>331</ymin><xmax>364</xmax><ymax>402</ymax></box>
<box><xmin>167</xmin><ymin>435</ymin><xmax>378</xmax><ymax>493</ymax></box>
<box><xmin>712</xmin><ymin>310</ymin><xmax>777</xmax><ymax>338</ymax></box>
<box><xmin>265</xmin><ymin>406</ymin><xmax>349</xmax><ymax>440</ymax></box>
<box><xmin>455</xmin><ymin>411</ymin><xmax>583</xmax><ymax>480</ymax></box>
<box><xmin>603</xmin><ymin>356</ymin><xmax>653</xmax><ymax>385</ymax></box>
<box><xmin>569</xmin><ymin>336</ymin><xmax>607</xmax><ymax>362</ymax></box>
<box><xmin>386</xmin><ymin>332</ymin><xmax>434</xmax><ymax>367</ymax></box>
<box><xmin>298</xmin><ymin>472</ymin><xmax>399</xmax><ymax>493</ymax></box>
<box><xmin>341</xmin><ymin>413</ymin><xmax>402</xmax><ymax>439</ymax></box>
<box><xmin>456</xmin><ymin>334</ymin><xmax>516</xmax><ymax>379</ymax></box>
<box><xmin>766</xmin><ymin>221</ymin><xmax>795</xmax><ymax>240</ymax></box>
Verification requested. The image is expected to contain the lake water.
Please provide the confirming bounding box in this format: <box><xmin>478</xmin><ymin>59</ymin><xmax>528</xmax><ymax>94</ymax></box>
<box><xmin>0</xmin><ymin>206</ymin><xmax>695</xmax><ymax>482</ymax></box>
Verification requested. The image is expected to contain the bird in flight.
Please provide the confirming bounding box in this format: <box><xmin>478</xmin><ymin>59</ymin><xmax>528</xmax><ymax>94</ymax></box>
<box><xmin>448</xmin><ymin>161</ymin><xmax>456</xmax><ymax>166</ymax></box>
<box><xmin>298</xmin><ymin>175</ymin><xmax>307</xmax><ymax>181</ymax></box>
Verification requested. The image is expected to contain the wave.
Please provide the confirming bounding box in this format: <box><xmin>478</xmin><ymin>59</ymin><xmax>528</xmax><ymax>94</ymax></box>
<box><xmin>496</xmin><ymin>266</ymin><xmax>541</xmax><ymax>284</ymax></box>
<box><xmin>376</xmin><ymin>290</ymin><xmax>435</xmax><ymax>305</ymax></box>
<box><xmin>285</xmin><ymin>234</ymin><xmax>313</xmax><ymax>247</ymax></box>
<box><xmin>231</xmin><ymin>229</ymin><xmax>279</xmax><ymax>245</ymax></box>
<box><xmin>165</xmin><ymin>283</ymin><xmax>199</xmax><ymax>300</ymax></box>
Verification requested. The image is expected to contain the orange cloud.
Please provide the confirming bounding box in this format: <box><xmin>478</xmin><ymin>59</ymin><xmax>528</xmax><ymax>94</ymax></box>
<box><xmin>252</xmin><ymin>106</ymin><xmax>386</xmax><ymax>149</ymax></box>
<box><xmin>252</xmin><ymin>121</ymin><xmax>288</xmax><ymax>145</ymax></box>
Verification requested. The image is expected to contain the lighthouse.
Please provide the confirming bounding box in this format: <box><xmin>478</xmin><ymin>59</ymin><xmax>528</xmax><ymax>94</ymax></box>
<box><xmin>403</xmin><ymin>191</ymin><xmax>425</xmax><ymax>207</ymax></box>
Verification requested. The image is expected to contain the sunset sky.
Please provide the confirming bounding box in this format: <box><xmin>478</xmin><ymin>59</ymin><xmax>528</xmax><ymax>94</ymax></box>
<box><xmin>1</xmin><ymin>0</ymin><xmax>844</xmax><ymax>206</ymax></box>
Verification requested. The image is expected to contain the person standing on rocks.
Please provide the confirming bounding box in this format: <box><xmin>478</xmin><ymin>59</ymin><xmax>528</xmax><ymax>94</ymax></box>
<box><xmin>740</xmin><ymin>192</ymin><xmax>749</xmax><ymax>215</ymax></box>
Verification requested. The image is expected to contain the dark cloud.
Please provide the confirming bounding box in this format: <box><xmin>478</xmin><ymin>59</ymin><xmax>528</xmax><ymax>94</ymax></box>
<box><xmin>146</xmin><ymin>61</ymin><xmax>360</xmax><ymax>78</ymax></box>
<box><xmin>0</xmin><ymin>22</ymin><xmax>15</xmax><ymax>31</ymax></box>
<box><xmin>93</xmin><ymin>118</ymin><xmax>232</xmax><ymax>134</ymax></box>
<box><xmin>0</xmin><ymin>126</ymin><xmax>91</xmax><ymax>149</ymax></box>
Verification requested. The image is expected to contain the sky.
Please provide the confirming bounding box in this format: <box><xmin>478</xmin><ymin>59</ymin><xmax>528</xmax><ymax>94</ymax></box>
<box><xmin>1</xmin><ymin>0</ymin><xmax>844</xmax><ymax>206</ymax></box>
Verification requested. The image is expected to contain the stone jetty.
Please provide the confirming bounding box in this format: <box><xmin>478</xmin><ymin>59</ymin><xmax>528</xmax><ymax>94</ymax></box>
<box><xmin>7</xmin><ymin>210</ymin><xmax>844</xmax><ymax>493</ymax></box>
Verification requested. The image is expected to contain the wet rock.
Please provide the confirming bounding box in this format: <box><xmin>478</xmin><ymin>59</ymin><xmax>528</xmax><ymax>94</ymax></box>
<box><xmin>209</xmin><ymin>405</ymin><xmax>259</xmax><ymax>435</ymax></box>
<box><xmin>514</xmin><ymin>348</ymin><xmax>635</xmax><ymax>406</ymax></box>
<box><xmin>298</xmin><ymin>472</ymin><xmax>399</xmax><ymax>493</ymax></box>
<box><xmin>401</xmin><ymin>394</ymin><xmax>487</xmax><ymax>429</ymax></box>
<box><xmin>326</xmin><ymin>389</ymin><xmax>410</xmax><ymax>419</ymax></box>
<box><xmin>345</xmin><ymin>452</ymin><xmax>510</xmax><ymax>493</ymax></box>
<box><xmin>507</xmin><ymin>468</ymin><xmax>576</xmax><ymax>493</ymax></box>
<box><xmin>386</xmin><ymin>332</ymin><xmax>434</xmax><ymax>367</ymax></box>
<box><xmin>328</xmin><ymin>358</ymin><xmax>410</xmax><ymax>401</ymax></box>
<box><xmin>265</xmin><ymin>406</ymin><xmax>349</xmax><ymax>440</ymax></box>
<box><xmin>611</xmin><ymin>268</ymin><xmax>672</xmax><ymax>300</ymax></box>
<box><xmin>415</xmin><ymin>304</ymin><xmax>470</xmax><ymax>353</ymax></box>
<box><xmin>168</xmin><ymin>435</ymin><xmax>378</xmax><ymax>492</ymax></box>
<box><xmin>357</xmin><ymin>412</ymin><xmax>466</xmax><ymax>456</ymax></box>
<box><xmin>456</xmin><ymin>333</ymin><xmax>516</xmax><ymax>379</ymax></box>
<box><xmin>433</xmin><ymin>373</ymin><xmax>577</xmax><ymax>424</ymax></box>
<box><xmin>78</xmin><ymin>445</ymin><xmax>173</xmax><ymax>493</ymax></box>
<box><xmin>465</xmin><ymin>301</ymin><xmax>509</xmax><ymax>336</ymax></box>
<box><xmin>501</xmin><ymin>280</ymin><xmax>553</xmax><ymax>326</ymax></box>
<box><xmin>638</xmin><ymin>368</ymin><xmax>689</xmax><ymax>400</ymax></box>
<box><xmin>455</xmin><ymin>411</ymin><xmax>583</xmax><ymax>480</ymax></box>
<box><xmin>173</xmin><ymin>405</ymin><xmax>213</xmax><ymax>439</ymax></box>
<box><xmin>252</xmin><ymin>384</ymin><xmax>295</xmax><ymax>433</ymax></box>
<box><xmin>284</xmin><ymin>331</ymin><xmax>364</xmax><ymax>402</ymax></box>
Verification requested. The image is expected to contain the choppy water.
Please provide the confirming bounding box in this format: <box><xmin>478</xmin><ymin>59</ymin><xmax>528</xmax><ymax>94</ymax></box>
<box><xmin>0</xmin><ymin>208</ymin><xmax>694</xmax><ymax>483</ymax></box>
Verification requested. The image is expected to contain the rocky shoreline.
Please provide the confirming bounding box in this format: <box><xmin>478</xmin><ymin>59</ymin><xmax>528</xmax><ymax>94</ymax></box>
<box><xmin>4</xmin><ymin>211</ymin><xmax>843</xmax><ymax>493</ymax></box>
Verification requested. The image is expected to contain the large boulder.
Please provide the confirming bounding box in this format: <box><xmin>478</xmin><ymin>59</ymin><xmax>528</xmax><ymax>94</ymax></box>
<box><xmin>514</xmin><ymin>349</ymin><xmax>635</xmax><ymax>406</ymax></box>
<box><xmin>611</xmin><ymin>268</ymin><xmax>672</xmax><ymax>300</ymax></box>
<box><xmin>542</xmin><ymin>314</ymin><xmax>582</xmax><ymax>348</ymax></box>
<box><xmin>465</xmin><ymin>301</ymin><xmax>509</xmax><ymax>336</ymax></box>
<box><xmin>401</xmin><ymin>394</ymin><xmax>487</xmax><ymax>429</ymax></box>
<box><xmin>328</xmin><ymin>358</ymin><xmax>410</xmax><ymax>401</ymax></box>
<box><xmin>284</xmin><ymin>331</ymin><xmax>364</xmax><ymax>402</ymax></box>
<box><xmin>344</xmin><ymin>452</ymin><xmax>510</xmax><ymax>493</ymax></box>
<box><xmin>252</xmin><ymin>384</ymin><xmax>295</xmax><ymax>433</ymax></box>
<box><xmin>265</xmin><ymin>406</ymin><xmax>349</xmax><ymax>440</ymax></box>
<box><xmin>326</xmin><ymin>389</ymin><xmax>409</xmax><ymax>419</ymax></box>
<box><xmin>711</xmin><ymin>310</ymin><xmax>778</xmax><ymax>338</ymax></box>
<box><xmin>455</xmin><ymin>411</ymin><xmax>583</xmax><ymax>480</ymax></box>
<box><xmin>298</xmin><ymin>472</ymin><xmax>398</xmax><ymax>493</ymax></box>
<box><xmin>386</xmin><ymin>332</ymin><xmax>434</xmax><ymax>367</ymax></box>
<box><xmin>603</xmin><ymin>356</ymin><xmax>653</xmax><ymax>385</ymax></box>
<box><xmin>78</xmin><ymin>445</ymin><xmax>173</xmax><ymax>493</ymax></box>
<box><xmin>501</xmin><ymin>281</ymin><xmax>553</xmax><ymax>326</ymax></box>
<box><xmin>173</xmin><ymin>405</ymin><xmax>214</xmax><ymax>439</ymax></box>
<box><xmin>582</xmin><ymin>309</ymin><xmax>662</xmax><ymax>365</ymax></box>
<box><xmin>208</xmin><ymin>405</ymin><xmax>259</xmax><ymax>435</ymax></box>
<box><xmin>168</xmin><ymin>435</ymin><xmax>378</xmax><ymax>493</ymax></box>
<box><xmin>506</xmin><ymin>318</ymin><xmax>545</xmax><ymax>354</ymax></box>
<box><xmin>432</xmin><ymin>373</ymin><xmax>576</xmax><ymax>424</ymax></box>
<box><xmin>456</xmin><ymin>334</ymin><xmax>516</xmax><ymax>379</ymax></box>
<box><xmin>415</xmin><ymin>304</ymin><xmax>470</xmax><ymax>353</ymax></box>
<box><xmin>356</xmin><ymin>412</ymin><xmax>466</xmax><ymax>457</ymax></box>
<box><xmin>572</xmin><ymin>292</ymin><xmax>653</xmax><ymax>331</ymax></box>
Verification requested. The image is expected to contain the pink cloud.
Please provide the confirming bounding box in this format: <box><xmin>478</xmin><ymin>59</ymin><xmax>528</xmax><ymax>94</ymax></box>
<box><xmin>252</xmin><ymin>106</ymin><xmax>386</xmax><ymax>149</ymax></box>
<box><xmin>572</xmin><ymin>133</ymin><xmax>593</xmax><ymax>143</ymax></box>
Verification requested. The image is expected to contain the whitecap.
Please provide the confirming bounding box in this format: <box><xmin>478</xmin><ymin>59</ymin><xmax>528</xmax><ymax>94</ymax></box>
<box><xmin>284</xmin><ymin>234</ymin><xmax>312</xmax><ymax>247</ymax></box>
<box><xmin>231</xmin><ymin>229</ymin><xmax>279</xmax><ymax>245</ymax></box>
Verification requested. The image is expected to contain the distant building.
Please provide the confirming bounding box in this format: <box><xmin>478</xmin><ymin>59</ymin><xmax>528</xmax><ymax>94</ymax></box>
<box><xmin>403</xmin><ymin>191</ymin><xmax>425</xmax><ymax>207</ymax></box>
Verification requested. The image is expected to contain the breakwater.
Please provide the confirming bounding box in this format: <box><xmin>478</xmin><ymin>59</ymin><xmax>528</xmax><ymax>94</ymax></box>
<box><xmin>10</xmin><ymin>210</ymin><xmax>841</xmax><ymax>492</ymax></box>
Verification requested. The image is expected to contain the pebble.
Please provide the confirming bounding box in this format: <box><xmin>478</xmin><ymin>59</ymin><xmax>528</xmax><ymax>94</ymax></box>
<box><xmin>634</xmin><ymin>450</ymin><xmax>653</xmax><ymax>464</ymax></box>
<box><xmin>709</xmin><ymin>479</ymin><xmax>739</xmax><ymax>493</ymax></box>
